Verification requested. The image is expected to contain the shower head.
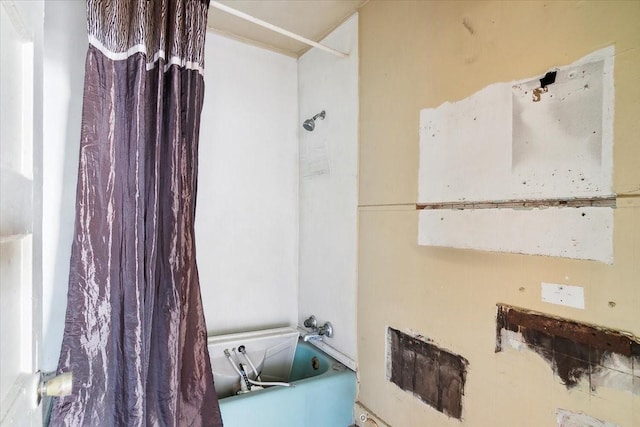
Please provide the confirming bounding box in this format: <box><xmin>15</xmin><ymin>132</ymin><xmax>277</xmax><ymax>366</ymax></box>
<box><xmin>302</xmin><ymin>110</ymin><xmax>325</xmax><ymax>131</ymax></box>
<box><xmin>302</xmin><ymin>118</ymin><xmax>315</xmax><ymax>131</ymax></box>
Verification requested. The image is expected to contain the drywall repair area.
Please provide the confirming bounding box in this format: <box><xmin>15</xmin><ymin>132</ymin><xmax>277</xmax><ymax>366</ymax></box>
<box><xmin>418</xmin><ymin>47</ymin><xmax>615</xmax><ymax>263</ymax></box>
<box><xmin>387</xmin><ymin>327</ymin><xmax>469</xmax><ymax>419</ymax></box>
<box><xmin>357</xmin><ymin>2</ymin><xmax>639</xmax><ymax>426</ymax></box>
<box><xmin>496</xmin><ymin>304</ymin><xmax>640</xmax><ymax>393</ymax></box>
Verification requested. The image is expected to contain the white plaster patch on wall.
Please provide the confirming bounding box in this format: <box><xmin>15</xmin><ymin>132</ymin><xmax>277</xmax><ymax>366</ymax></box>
<box><xmin>419</xmin><ymin>46</ymin><xmax>614</xmax><ymax>203</ymax></box>
<box><xmin>591</xmin><ymin>352</ymin><xmax>637</xmax><ymax>395</ymax></box>
<box><xmin>511</xmin><ymin>60</ymin><xmax>609</xmax><ymax>199</ymax></box>
<box><xmin>418</xmin><ymin>81</ymin><xmax>512</xmax><ymax>203</ymax></box>
<box><xmin>541</xmin><ymin>283</ymin><xmax>585</xmax><ymax>309</ymax></box>
<box><xmin>418</xmin><ymin>206</ymin><xmax>613</xmax><ymax>263</ymax></box>
<box><xmin>417</xmin><ymin>46</ymin><xmax>615</xmax><ymax>263</ymax></box>
<box><xmin>500</xmin><ymin>329</ymin><xmax>526</xmax><ymax>351</ymax></box>
<box><xmin>557</xmin><ymin>409</ymin><xmax>619</xmax><ymax>427</ymax></box>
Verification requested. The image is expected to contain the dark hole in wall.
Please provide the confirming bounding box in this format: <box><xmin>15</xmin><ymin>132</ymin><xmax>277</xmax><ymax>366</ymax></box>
<box><xmin>388</xmin><ymin>328</ymin><xmax>469</xmax><ymax>419</ymax></box>
<box><xmin>496</xmin><ymin>304</ymin><xmax>640</xmax><ymax>390</ymax></box>
<box><xmin>539</xmin><ymin>70</ymin><xmax>557</xmax><ymax>89</ymax></box>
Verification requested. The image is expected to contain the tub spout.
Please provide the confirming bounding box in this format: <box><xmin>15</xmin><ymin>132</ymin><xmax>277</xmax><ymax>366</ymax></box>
<box><xmin>302</xmin><ymin>333</ymin><xmax>323</xmax><ymax>342</ymax></box>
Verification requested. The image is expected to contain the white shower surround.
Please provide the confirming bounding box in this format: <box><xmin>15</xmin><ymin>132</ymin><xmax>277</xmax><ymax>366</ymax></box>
<box><xmin>197</xmin><ymin>32</ymin><xmax>299</xmax><ymax>335</ymax></box>
<box><xmin>197</xmin><ymin>15</ymin><xmax>359</xmax><ymax>366</ymax></box>
<box><xmin>298</xmin><ymin>14</ymin><xmax>359</xmax><ymax>365</ymax></box>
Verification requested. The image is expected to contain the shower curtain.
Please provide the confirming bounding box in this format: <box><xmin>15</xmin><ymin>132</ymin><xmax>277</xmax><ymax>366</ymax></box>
<box><xmin>50</xmin><ymin>1</ymin><xmax>222</xmax><ymax>425</ymax></box>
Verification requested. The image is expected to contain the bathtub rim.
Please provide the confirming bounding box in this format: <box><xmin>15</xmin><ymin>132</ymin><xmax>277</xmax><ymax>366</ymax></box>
<box><xmin>217</xmin><ymin>339</ymin><xmax>352</xmax><ymax>402</ymax></box>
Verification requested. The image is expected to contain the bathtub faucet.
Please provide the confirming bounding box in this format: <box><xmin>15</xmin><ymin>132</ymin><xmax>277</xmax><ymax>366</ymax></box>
<box><xmin>302</xmin><ymin>333</ymin><xmax>322</xmax><ymax>342</ymax></box>
<box><xmin>302</xmin><ymin>316</ymin><xmax>333</xmax><ymax>341</ymax></box>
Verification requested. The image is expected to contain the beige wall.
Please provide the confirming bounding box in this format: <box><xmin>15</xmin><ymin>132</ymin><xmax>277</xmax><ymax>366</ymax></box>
<box><xmin>357</xmin><ymin>1</ymin><xmax>639</xmax><ymax>426</ymax></box>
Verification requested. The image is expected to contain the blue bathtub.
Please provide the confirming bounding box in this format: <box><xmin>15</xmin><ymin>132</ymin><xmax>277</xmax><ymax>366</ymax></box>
<box><xmin>218</xmin><ymin>340</ymin><xmax>357</xmax><ymax>427</ymax></box>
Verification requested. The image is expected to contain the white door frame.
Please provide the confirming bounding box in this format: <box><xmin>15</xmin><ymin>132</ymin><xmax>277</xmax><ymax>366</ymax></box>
<box><xmin>0</xmin><ymin>1</ymin><xmax>44</xmax><ymax>425</ymax></box>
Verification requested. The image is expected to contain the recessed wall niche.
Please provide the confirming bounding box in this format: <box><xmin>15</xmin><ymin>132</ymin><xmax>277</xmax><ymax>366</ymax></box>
<box><xmin>417</xmin><ymin>46</ymin><xmax>615</xmax><ymax>263</ymax></box>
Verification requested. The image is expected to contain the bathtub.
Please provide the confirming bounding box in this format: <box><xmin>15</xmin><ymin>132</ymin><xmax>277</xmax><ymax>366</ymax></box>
<box><xmin>209</xmin><ymin>329</ymin><xmax>357</xmax><ymax>427</ymax></box>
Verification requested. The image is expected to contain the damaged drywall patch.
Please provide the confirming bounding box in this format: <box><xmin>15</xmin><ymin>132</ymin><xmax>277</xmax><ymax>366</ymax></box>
<box><xmin>557</xmin><ymin>409</ymin><xmax>620</xmax><ymax>427</ymax></box>
<box><xmin>419</xmin><ymin>46</ymin><xmax>614</xmax><ymax>203</ymax></box>
<box><xmin>387</xmin><ymin>327</ymin><xmax>469</xmax><ymax>419</ymax></box>
<box><xmin>531</xmin><ymin>71</ymin><xmax>557</xmax><ymax>102</ymax></box>
<box><xmin>418</xmin><ymin>206</ymin><xmax>613</xmax><ymax>263</ymax></box>
<box><xmin>417</xmin><ymin>46</ymin><xmax>615</xmax><ymax>264</ymax></box>
<box><xmin>511</xmin><ymin>58</ymin><xmax>609</xmax><ymax>195</ymax></box>
<box><xmin>496</xmin><ymin>304</ymin><xmax>640</xmax><ymax>394</ymax></box>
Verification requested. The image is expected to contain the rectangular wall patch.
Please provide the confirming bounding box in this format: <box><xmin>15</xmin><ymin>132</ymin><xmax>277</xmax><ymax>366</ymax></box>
<box><xmin>541</xmin><ymin>282</ymin><xmax>585</xmax><ymax>309</ymax></box>
<box><xmin>387</xmin><ymin>327</ymin><xmax>469</xmax><ymax>419</ymax></box>
<box><xmin>496</xmin><ymin>304</ymin><xmax>640</xmax><ymax>394</ymax></box>
<box><xmin>417</xmin><ymin>46</ymin><xmax>616</xmax><ymax>264</ymax></box>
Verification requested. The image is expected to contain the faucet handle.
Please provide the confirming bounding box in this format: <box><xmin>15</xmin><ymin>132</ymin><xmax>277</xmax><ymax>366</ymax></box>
<box><xmin>303</xmin><ymin>315</ymin><xmax>317</xmax><ymax>329</ymax></box>
<box><xmin>318</xmin><ymin>322</ymin><xmax>333</xmax><ymax>338</ymax></box>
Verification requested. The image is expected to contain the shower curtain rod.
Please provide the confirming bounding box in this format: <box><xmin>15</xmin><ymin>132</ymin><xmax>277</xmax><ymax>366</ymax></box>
<box><xmin>209</xmin><ymin>1</ymin><xmax>349</xmax><ymax>58</ymax></box>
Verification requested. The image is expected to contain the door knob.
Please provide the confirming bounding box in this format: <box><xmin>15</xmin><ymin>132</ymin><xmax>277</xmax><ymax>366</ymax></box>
<box><xmin>41</xmin><ymin>372</ymin><xmax>72</xmax><ymax>398</ymax></box>
<box><xmin>32</xmin><ymin>371</ymin><xmax>73</xmax><ymax>407</ymax></box>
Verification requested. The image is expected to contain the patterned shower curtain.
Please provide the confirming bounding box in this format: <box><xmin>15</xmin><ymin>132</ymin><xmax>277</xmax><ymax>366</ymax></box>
<box><xmin>50</xmin><ymin>1</ymin><xmax>222</xmax><ymax>425</ymax></box>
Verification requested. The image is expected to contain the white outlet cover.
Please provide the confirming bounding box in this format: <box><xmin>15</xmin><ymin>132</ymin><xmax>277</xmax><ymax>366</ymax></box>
<box><xmin>541</xmin><ymin>282</ymin><xmax>585</xmax><ymax>309</ymax></box>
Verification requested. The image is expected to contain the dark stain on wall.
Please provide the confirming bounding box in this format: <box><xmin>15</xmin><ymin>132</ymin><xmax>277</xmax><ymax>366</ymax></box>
<box><xmin>462</xmin><ymin>18</ymin><xmax>475</xmax><ymax>35</ymax></box>
<box><xmin>496</xmin><ymin>304</ymin><xmax>640</xmax><ymax>390</ymax></box>
<box><xmin>388</xmin><ymin>328</ymin><xmax>469</xmax><ymax>419</ymax></box>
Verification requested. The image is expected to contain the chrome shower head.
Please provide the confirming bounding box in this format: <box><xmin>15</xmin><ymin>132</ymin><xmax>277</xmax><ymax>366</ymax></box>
<box><xmin>302</xmin><ymin>110</ymin><xmax>325</xmax><ymax>131</ymax></box>
<box><xmin>303</xmin><ymin>118</ymin><xmax>316</xmax><ymax>131</ymax></box>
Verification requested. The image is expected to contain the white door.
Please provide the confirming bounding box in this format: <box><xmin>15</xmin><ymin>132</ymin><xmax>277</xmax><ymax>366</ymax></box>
<box><xmin>0</xmin><ymin>1</ymin><xmax>43</xmax><ymax>425</ymax></box>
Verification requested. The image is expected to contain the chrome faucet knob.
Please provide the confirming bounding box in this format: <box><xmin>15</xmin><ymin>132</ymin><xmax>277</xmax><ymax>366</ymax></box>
<box><xmin>318</xmin><ymin>322</ymin><xmax>333</xmax><ymax>338</ymax></box>
<box><xmin>303</xmin><ymin>315</ymin><xmax>317</xmax><ymax>330</ymax></box>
